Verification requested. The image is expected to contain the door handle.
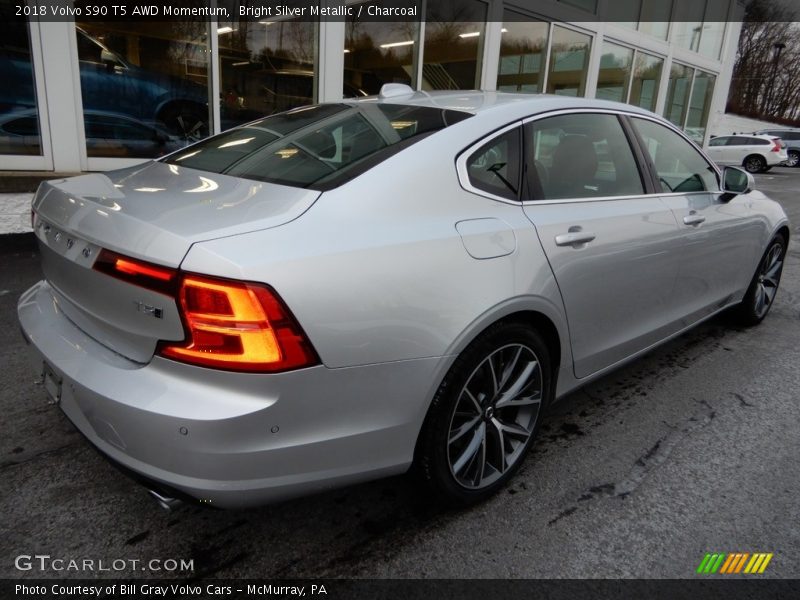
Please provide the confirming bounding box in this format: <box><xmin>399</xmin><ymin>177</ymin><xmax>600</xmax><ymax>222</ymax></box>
<box><xmin>683</xmin><ymin>214</ymin><xmax>706</xmax><ymax>226</ymax></box>
<box><xmin>555</xmin><ymin>231</ymin><xmax>596</xmax><ymax>247</ymax></box>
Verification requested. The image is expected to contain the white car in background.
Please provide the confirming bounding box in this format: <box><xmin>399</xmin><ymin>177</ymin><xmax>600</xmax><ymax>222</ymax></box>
<box><xmin>705</xmin><ymin>134</ymin><xmax>788</xmax><ymax>173</ymax></box>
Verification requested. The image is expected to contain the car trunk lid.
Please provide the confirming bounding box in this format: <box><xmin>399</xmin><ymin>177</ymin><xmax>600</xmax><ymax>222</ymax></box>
<box><xmin>32</xmin><ymin>161</ymin><xmax>321</xmax><ymax>363</ymax></box>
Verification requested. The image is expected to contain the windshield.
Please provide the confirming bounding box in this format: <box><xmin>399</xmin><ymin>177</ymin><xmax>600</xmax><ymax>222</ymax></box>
<box><xmin>165</xmin><ymin>103</ymin><xmax>473</xmax><ymax>190</ymax></box>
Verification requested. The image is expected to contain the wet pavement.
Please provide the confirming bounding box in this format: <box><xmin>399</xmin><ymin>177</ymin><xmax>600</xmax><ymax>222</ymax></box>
<box><xmin>1</xmin><ymin>168</ymin><xmax>799</xmax><ymax>579</ymax></box>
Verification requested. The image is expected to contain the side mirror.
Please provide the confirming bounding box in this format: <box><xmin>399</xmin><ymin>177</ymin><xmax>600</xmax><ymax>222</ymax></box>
<box><xmin>722</xmin><ymin>166</ymin><xmax>754</xmax><ymax>196</ymax></box>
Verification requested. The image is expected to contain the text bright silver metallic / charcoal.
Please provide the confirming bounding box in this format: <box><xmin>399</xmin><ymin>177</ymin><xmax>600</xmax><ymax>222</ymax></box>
<box><xmin>17</xmin><ymin>89</ymin><xmax>789</xmax><ymax>508</ymax></box>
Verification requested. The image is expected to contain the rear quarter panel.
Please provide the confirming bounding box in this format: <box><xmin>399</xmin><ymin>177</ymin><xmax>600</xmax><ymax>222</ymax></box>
<box><xmin>181</xmin><ymin>124</ymin><xmax>570</xmax><ymax>377</ymax></box>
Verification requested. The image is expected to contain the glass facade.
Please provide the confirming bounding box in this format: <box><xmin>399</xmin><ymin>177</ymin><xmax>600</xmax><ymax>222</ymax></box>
<box><xmin>218</xmin><ymin>17</ymin><xmax>318</xmax><ymax>130</ymax></box>
<box><xmin>344</xmin><ymin>18</ymin><xmax>418</xmax><ymax>95</ymax></box>
<box><xmin>74</xmin><ymin>21</ymin><xmax>211</xmax><ymax>158</ymax></box>
<box><xmin>664</xmin><ymin>63</ymin><xmax>693</xmax><ymax>129</ymax></box>
<box><xmin>0</xmin><ymin>11</ymin><xmax>41</xmax><ymax>155</ymax></box>
<box><xmin>629</xmin><ymin>52</ymin><xmax>663</xmax><ymax>112</ymax></box>
<box><xmin>422</xmin><ymin>0</ymin><xmax>487</xmax><ymax>90</ymax></box>
<box><xmin>497</xmin><ymin>12</ymin><xmax>548</xmax><ymax>93</ymax></box>
<box><xmin>546</xmin><ymin>26</ymin><xmax>591</xmax><ymax>97</ymax></box>
<box><xmin>1</xmin><ymin>1</ymin><xmax>736</xmax><ymax>169</ymax></box>
<box><xmin>596</xmin><ymin>42</ymin><xmax>634</xmax><ymax>102</ymax></box>
<box><xmin>685</xmin><ymin>71</ymin><xmax>716</xmax><ymax>142</ymax></box>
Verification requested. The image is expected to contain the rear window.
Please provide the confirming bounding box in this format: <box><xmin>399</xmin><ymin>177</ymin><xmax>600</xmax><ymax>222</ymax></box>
<box><xmin>166</xmin><ymin>103</ymin><xmax>472</xmax><ymax>190</ymax></box>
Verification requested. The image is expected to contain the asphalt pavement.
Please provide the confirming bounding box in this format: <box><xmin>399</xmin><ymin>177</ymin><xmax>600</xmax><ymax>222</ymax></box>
<box><xmin>1</xmin><ymin>168</ymin><xmax>799</xmax><ymax>579</ymax></box>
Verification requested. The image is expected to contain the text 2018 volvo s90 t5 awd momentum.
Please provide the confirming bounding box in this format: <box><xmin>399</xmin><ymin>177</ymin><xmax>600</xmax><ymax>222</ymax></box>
<box><xmin>18</xmin><ymin>85</ymin><xmax>789</xmax><ymax>508</ymax></box>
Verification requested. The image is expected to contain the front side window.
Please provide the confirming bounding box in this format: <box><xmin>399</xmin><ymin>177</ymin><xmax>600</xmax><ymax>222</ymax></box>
<box><xmin>708</xmin><ymin>136</ymin><xmax>727</xmax><ymax>147</ymax></box>
<box><xmin>632</xmin><ymin>117</ymin><xmax>718</xmax><ymax>193</ymax></box>
<box><xmin>526</xmin><ymin>113</ymin><xmax>644</xmax><ymax>200</ymax></box>
<box><xmin>167</xmin><ymin>103</ymin><xmax>472</xmax><ymax>190</ymax></box>
<box><xmin>465</xmin><ymin>127</ymin><xmax>521</xmax><ymax>201</ymax></box>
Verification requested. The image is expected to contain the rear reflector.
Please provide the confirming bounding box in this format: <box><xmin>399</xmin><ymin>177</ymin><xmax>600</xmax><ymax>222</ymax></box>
<box><xmin>158</xmin><ymin>275</ymin><xmax>319</xmax><ymax>372</ymax></box>
<box><xmin>93</xmin><ymin>249</ymin><xmax>178</xmax><ymax>295</ymax></box>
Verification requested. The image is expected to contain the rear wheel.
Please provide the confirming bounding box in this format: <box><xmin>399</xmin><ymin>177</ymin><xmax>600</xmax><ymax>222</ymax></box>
<box><xmin>416</xmin><ymin>321</ymin><xmax>551</xmax><ymax>505</ymax></box>
<box><xmin>733</xmin><ymin>235</ymin><xmax>786</xmax><ymax>326</ymax></box>
<box><xmin>786</xmin><ymin>150</ymin><xmax>799</xmax><ymax>168</ymax></box>
<box><xmin>743</xmin><ymin>155</ymin><xmax>766</xmax><ymax>173</ymax></box>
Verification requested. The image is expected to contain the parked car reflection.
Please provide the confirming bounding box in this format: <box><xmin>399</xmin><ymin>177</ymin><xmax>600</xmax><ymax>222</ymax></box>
<box><xmin>0</xmin><ymin>109</ymin><xmax>183</xmax><ymax>157</ymax></box>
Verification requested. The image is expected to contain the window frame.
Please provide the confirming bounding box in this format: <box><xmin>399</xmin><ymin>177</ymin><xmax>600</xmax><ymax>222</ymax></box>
<box><xmin>456</xmin><ymin>108</ymin><xmax>723</xmax><ymax>206</ymax></box>
<box><xmin>464</xmin><ymin>126</ymin><xmax>524</xmax><ymax>202</ymax></box>
<box><xmin>456</xmin><ymin>120</ymin><xmax>525</xmax><ymax>203</ymax></box>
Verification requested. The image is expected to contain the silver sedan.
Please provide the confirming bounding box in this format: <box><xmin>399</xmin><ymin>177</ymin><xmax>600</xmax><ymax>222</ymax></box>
<box><xmin>18</xmin><ymin>87</ymin><xmax>789</xmax><ymax>508</ymax></box>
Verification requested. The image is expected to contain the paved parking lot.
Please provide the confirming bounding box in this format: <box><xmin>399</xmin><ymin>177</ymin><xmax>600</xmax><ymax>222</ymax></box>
<box><xmin>1</xmin><ymin>168</ymin><xmax>799</xmax><ymax>579</ymax></box>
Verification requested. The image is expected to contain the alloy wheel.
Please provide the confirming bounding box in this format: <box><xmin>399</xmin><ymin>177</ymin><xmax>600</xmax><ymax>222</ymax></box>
<box><xmin>447</xmin><ymin>344</ymin><xmax>542</xmax><ymax>490</ymax></box>
<box><xmin>754</xmin><ymin>241</ymin><xmax>784</xmax><ymax>319</ymax></box>
<box><xmin>745</xmin><ymin>156</ymin><xmax>765</xmax><ymax>173</ymax></box>
<box><xmin>787</xmin><ymin>151</ymin><xmax>799</xmax><ymax>168</ymax></box>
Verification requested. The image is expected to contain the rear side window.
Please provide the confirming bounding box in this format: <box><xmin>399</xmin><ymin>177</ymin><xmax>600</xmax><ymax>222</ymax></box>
<box><xmin>166</xmin><ymin>103</ymin><xmax>472</xmax><ymax>190</ymax></box>
<box><xmin>632</xmin><ymin>117</ymin><xmax>718</xmax><ymax>193</ymax></box>
<box><xmin>465</xmin><ymin>127</ymin><xmax>521</xmax><ymax>201</ymax></box>
<box><xmin>750</xmin><ymin>137</ymin><xmax>770</xmax><ymax>145</ymax></box>
<box><xmin>525</xmin><ymin>113</ymin><xmax>645</xmax><ymax>200</ymax></box>
<box><xmin>726</xmin><ymin>136</ymin><xmax>749</xmax><ymax>146</ymax></box>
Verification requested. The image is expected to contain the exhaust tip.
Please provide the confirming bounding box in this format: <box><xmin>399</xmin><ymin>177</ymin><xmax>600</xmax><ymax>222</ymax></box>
<box><xmin>148</xmin><ymin>489</ymin><xmax>183</xmax><ymax>511</ymax></box>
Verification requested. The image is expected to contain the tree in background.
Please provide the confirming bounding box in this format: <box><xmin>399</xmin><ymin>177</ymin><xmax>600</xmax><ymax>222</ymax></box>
<box><xmin>727</xmin><ymin>0</ymin><xmax>800</xmax><ymax>125</ymax></box>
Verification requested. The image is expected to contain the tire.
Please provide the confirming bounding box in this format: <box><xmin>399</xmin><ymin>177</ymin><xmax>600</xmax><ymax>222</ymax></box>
<box><xmin>743</xmin><ymin>155</ymin><xmax>766</xmax><ymax>173</ymax></box>
<box><xmin>786</xmin><ymin>150</ymin><xmax>800</xmax><ymax>168</ymax></box>
<box><xmin>158</xmin><ymin>103</ymin><xmax>209</xmax><ymax>142</ymax></box>
<box><xmin>732</xmin><ymin>235</ymin><xmax>786</xmax><ymax>326</ymax></box>
<box><xmin>416</xmin><ymin>321</ymin><xmax>551</xmax><ymax>506</ymax></box>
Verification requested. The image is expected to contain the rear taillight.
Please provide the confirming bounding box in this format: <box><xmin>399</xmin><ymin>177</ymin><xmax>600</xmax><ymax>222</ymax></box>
<box><xmin>93</xmin><ymin>249</ymin><xmax>318</xmax><ymax>372</ymax></box>
<box><xmin>158</xmin><ymin>275</ymin><xmax>319</xmax><ymax>373</ymax></box>
<box><xmin>771</xmin><ymin>139</ymin><xmax>782</xmax><ymax>153</ymax></box>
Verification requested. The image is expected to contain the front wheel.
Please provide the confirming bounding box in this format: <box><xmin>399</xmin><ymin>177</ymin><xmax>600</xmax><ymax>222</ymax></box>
<box><xmin>732</xmin><ymin>235</ymin><xmax>786</xmax><ymax>326</ymax></box>
<box><xmin>416</xmin><ymin>321</ymin><xmax>551</xmax><ymax>506</ymax></box>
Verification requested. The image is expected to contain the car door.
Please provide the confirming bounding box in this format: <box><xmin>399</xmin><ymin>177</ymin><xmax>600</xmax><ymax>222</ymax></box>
<box><xmin>522</xmin><ymin>111</ymin><xmax>683</xmax><ymax>379</ymax></box>
<box><xmin>629</xmin><ymin>117</ymin><xmax>761</xmax><ymax>325</ymax></box>
<box><xmin>705</xmin><ymin>136</ymin><xmax>729</xmax><ymax>165</ymax></box>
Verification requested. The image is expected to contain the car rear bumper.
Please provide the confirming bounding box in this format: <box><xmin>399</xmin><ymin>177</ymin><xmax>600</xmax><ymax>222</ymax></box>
<box><xmin>18</xmin><ymin>280</ymin><xmax>442</xmax><ymax>508</ymax></box>
<box><xmin>767</xmin><ymin>152</ymin><xmax>788</xmax><ymax>166</ymax></box>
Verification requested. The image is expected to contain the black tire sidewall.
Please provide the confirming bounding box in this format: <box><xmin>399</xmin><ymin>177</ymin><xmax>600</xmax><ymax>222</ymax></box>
<box><xmin>737</xmin><ymin>236</ymin><xmax>786</xmax><ymax>325</ymax></box>
<box><xmin>744</xmin><ymin>155</ymin><xmax>766</xmax><ymax>173</ymax></box>
<box><xmin>417</xmin><ymin>321</ymin><xmax>552</xmax><ymax>506</ymax></box>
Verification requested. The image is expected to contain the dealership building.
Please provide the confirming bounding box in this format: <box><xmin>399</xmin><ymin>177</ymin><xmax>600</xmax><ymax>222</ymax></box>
<box><xmin>1</xmin><ymin>0</ymin><xmax>744</xmax><ymax>229</ymax></box>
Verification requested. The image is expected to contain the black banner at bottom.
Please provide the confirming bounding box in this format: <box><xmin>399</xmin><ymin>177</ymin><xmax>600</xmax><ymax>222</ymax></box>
<box><xmin>3</xmin><ymin>579</ymin><xmax>799</xmax><ymax>600</ymax></box>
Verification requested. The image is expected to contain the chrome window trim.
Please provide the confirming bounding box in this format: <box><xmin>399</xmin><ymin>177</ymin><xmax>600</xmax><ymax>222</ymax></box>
<box><xmin>455</xmin><ymin>107</ymin><xmax>723</xmax><ymax>207</ymax></box>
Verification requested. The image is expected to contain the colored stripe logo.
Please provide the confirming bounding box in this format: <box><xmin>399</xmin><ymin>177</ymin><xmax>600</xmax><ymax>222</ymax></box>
<box><xmin>696</xmin><ymin>552</ymin><xmax>773</xmax><ymax>574</ymax></box>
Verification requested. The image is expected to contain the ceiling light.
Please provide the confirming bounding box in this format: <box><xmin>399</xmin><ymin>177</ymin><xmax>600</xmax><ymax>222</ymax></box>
<box><xmin>380</xmin><ymin>40</ymin><xmax>415</xmax><ymax>49</ymax></box>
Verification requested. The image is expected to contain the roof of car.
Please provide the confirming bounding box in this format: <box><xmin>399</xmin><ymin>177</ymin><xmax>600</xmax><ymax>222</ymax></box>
<box><xmin>348</xmin><ymin>90</ymin><xmax>656</xmax><ymax>120</ymax></box>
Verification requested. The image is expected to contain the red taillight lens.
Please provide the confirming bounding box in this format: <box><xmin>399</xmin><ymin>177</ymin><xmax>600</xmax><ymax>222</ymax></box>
<box><xmin>771</xmin><ymin>140</ymin><xmax>781</xmax><ymax>153</ymax></box>
<box><xmin>158</xmin><ymin>275</ymin><xmax>319</xmax><ymax>373</ymax></box>
<box><xmin>93</xmin><ymin>249</ymin><xmax>178</xmax><ymax>295</ymax></box>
